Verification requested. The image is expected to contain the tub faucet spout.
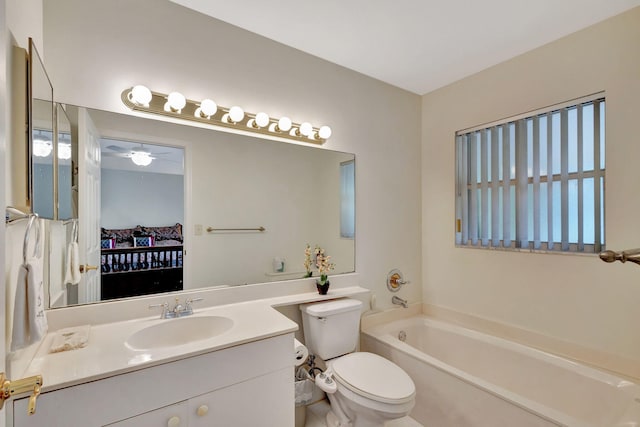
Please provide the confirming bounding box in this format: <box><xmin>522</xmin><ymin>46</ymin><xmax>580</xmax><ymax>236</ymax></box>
<box><xmin>392</xmin><ymin>296</ymin><xmax>408</xmax><ymax>308</ymax></box>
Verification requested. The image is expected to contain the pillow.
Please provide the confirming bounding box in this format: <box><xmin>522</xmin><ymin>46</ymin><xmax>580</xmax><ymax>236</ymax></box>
<box><xmin>100</xmin><ymin>238</ymin><xmax>115</xmax><ymax>249</ymax></box>
<box><xmin>143</xmin><ymin>223</ymin><xmax>183</xmax><ymax>243</ymax></box>
<box><xmin>133</xmin><ymin>236</ymin><xmax>155</xmax><ymax>247</ymax></box>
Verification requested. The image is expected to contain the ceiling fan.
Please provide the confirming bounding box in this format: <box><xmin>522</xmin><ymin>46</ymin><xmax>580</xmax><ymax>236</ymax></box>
<box><xmin>103</xmin><ymin>144</ymin><xmax>172</xmax><ymax>166</ymax></box>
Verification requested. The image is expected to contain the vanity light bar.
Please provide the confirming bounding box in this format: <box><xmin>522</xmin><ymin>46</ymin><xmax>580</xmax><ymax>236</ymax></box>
<box><xmin>121</xmin><ymin>86</ymin><xmax>332</xmax><ymax>145</ymax></box>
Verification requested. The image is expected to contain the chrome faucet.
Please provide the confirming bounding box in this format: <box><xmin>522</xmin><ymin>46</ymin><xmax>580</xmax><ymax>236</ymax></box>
<box><xmin>392</xmin><ymin>295</ymin><xmax>408</xmax><ymax>308</ymax></box>
<box><xmin>149</xmin><ymin>297</ymin><xmax>204</xmax><ymax>319</ymax></box>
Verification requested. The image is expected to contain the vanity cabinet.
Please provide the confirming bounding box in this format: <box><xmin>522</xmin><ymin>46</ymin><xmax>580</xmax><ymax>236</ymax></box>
<box><xmin>105</xmin><ymin>401</ymin><xmax>188</xmax><ymax>426</ymax></box>
<box><xmin>13</xmin><ymin>333</ymin><xmax>294</xmax><ymax>427</ymax></box>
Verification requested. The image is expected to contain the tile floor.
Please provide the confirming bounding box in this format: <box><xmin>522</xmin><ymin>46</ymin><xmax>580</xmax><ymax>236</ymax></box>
<box><xmin>304</xmin><ymin>400</ymin><xmax>423</xmax><ymax>427</ymax></box>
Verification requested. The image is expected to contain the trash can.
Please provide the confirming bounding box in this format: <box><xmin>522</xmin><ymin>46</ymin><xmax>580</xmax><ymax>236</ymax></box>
<box><xmin>295</xmin><ymin>367</ymin><xmax>314</xmax><ymax>427</ymax></box>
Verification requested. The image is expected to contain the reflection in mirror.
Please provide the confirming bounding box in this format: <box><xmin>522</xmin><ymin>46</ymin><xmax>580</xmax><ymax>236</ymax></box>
<box><xmin>57</xmin><ymin>103</ymin><xmax>76</xmax><ymax>220</ymax></box>
<box><xmin>51</xmin><ymin>107</ymin><xmax>355</xmax><ymax>308</ymax></box>
<box><xmin>98</xmin><ymin>139</ymin><xmax>185</xmax><ymax>302</ymax></box>
<box><xmin>29</xmin><ymin>39</ymin><xmax>55</xmax><ymax>219</ymax></box>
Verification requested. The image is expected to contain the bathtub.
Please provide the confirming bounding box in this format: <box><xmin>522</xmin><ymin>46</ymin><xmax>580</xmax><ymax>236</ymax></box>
<box><xmin>361</xmin><ymin>316</ymin><xmax>640</xmax><ymax>427</ymax></box>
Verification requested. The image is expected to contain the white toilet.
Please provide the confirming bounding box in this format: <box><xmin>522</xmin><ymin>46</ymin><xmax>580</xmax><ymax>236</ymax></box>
<box><xmin>300</xmin><ymin>299</ymin><xmax>415</xmax><ymax>427</ymax></box>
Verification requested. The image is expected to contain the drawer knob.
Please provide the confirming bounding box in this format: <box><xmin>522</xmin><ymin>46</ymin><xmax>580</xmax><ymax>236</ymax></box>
<box><xmin>167</xmin><ymin>415</ymin><xmax>181</xmax><ymax>427</ymax></box>
<box><xmin>196</xmin><ymin>405</ymin><xmax>209</xmax><ymax>416</ymax></box>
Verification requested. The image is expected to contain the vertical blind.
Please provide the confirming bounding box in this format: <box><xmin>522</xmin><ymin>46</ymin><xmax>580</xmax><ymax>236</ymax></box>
<box><xmin>455</xmin><ymin>94</ymin><xmax>605</xmax><ymax>253</ymax></box>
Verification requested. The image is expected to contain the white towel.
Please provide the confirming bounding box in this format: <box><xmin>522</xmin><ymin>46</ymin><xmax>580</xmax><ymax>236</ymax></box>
<box><xmin>63</xmin><ymin>242</ymin><xmax>81</xmax><ymax>286</ymax></box>
<box><xmin>49</xmin><ymin>325</ymin><xmax>90</xmax><ymax>353</ymax></box>
<box><xmin>11</xmin><ymin>261</ymin><xmax>48</xmax><ymax>351</ymax></box>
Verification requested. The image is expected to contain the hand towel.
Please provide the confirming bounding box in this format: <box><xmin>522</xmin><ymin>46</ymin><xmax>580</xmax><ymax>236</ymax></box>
<box><xmin>11</xmin><ymin>264</ymin><xmax>29</xmax><ymax>351</ymax></box>
<box><xmin>49</xmin><ymin>325</ymin><xmax>90</xmax><ymax>353</ymax></box>
<box><xmin>28</xmin><ymin>258</ymin><xmax>48</xmax><ymax>342</ymax></box>
<box><xmin>63</xmin><ymin>241</ymin><xmax>81</xmax><ymax>285</ymax></box>
<box><xmin>11</xmin><ymin>261</ymin><xmax>48</xmax><ymax>351</ymax></box>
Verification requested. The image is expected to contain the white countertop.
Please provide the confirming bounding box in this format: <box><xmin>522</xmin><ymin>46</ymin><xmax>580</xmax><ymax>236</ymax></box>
<box><xmin>19</xmin><ymin>286</ymin><xmax>369</xmax><ymax>392</ymax></box>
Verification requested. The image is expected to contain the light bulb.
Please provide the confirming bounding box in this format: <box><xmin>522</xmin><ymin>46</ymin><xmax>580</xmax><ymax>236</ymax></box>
<box><xmin>33</xmin><ymin>139</ymin><xmax>53</xmax><ymax>157</ymax></box>
<box><xmin>277</xmin><ymin>116</ymin><xmax>292</xmax><ymax>132</ymax></box>
<box><xmin>58</xmin><ymin>143</ymin><xmax>72</xmax><ymax>160</ymax></box>
<box><xmin>254</xmin><ymin>112</ymin><xmax>270</xmax><ymax>128</ymax></box>
<box><xmin>129</xmin><ymin>85</ymin><xmax>152</xmax><ymax>107</ymax></box>
<box><xmin>317</xmin><ymin>125</ymin><xmax>332</xmax><ymax>140</ymax></box>
<box><xmin>228</xmin><ymin>106</ymin><xmax>245</xmax><ymax>123</ymax></box>
<box><xmin>299</xmin><ymin>122</ymin><xmax>313</xmax><ymax>137</ymax></box>
<box><xmin>131</xmin><ymin>151</ymin><xmax>153</xmax><ymax>166</ymax></box>
<box><xmin>196</xmin><ymin>99</ymin><xmax>217</xmax><ymax>118</ymax></box>
<box><xmin>165</xmin><ymin>91</ymin><xmax>186</xmax><ymax>113</ymax></box>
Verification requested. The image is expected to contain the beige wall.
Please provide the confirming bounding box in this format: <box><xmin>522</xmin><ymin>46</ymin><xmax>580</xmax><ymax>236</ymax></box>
<box><xmin>422</xmin><ymin>7</ymin><xmax>640</xmax><ymax>371</ymax></box>
<box><xmin>42</xmin><ymin>0</ymin><xmax>422</xmax><ymax>309</ymax></box>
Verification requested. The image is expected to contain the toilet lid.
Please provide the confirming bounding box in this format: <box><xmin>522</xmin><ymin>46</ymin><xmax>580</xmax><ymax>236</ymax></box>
<box><xmin>331</xmin><ymin>352</ymin><xmax>415</xmax><ymax>404</ymax></box>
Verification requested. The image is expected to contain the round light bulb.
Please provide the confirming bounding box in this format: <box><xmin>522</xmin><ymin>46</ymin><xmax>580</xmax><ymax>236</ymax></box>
<box><xmin>166</xmin><ymin>92</ymin><xmax>186</xmax><ymax>112</ymax></box>
<box><xmin>228</xmin><ymin>106</ymin><xmax>245</xmax><ymax>123</ymax></box>
<box><xmin>129</xmin><ymin>85</ymin><xmax>152</xmax><ymax>107</ymax></box>
<box><xmin>33</xmin><ymin>139</ymin><xmax>53</xmax><ymax>157</ymax></box>
<box><xmin>131</xmin><ymin>151</ymin><xmax>153</xmax><ymax>166</ymax></box>
<box><xmin>299</xmin><ymin>122</ymin><xmax>313</xmax><ymax>137</ymax></box>
<box><xmin>277</xmin><ymin>116</ymin><xmax>292</xmax><ymax>132</ymax></box>
<box><xmin>254</xmin><ymin>112</ymin><xmax>270</xmax><ymax>128</ymax></box>
<box><xmin>197</xmin><ymin>99</ymin><xmax>217</xmax><ymax>118</ymax></box>
<box><xmin>318</xmin><ymin>125</ymin><xmax>332</xmax><ymax>140</ymax></box>
<box><xmin>58</xmin><ymin>143</ymin><xmax>72</xmax><ymax>160</ymax></box>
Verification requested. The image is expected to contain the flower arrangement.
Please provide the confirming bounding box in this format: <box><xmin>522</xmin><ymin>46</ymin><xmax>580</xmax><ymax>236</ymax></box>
<box><xmin>314</xmin><ymin>245</ymin><xmax>335</xmax><ymax>286</ymax></box>
<box><xmin>303</xmin><ymin>244</ymin><xmax>313</xmax><ymax>277</ymax></box>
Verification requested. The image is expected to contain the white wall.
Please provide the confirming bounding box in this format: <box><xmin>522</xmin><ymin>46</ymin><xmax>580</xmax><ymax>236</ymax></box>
<box><xmin>1</xmin><ymin>2</ymin><xmax>8</xmax><ymax>418</ymax></box>
<box><xmin>43</xmin><ymin>0</ymin><xmax>422</xmax><ymax>308</ymax></box>
<box><xmin>422</xmin><ymin>7</ymin><xmax>640</xmax><ymax>373</ymax></box>
<box><xmin>101</xmin><ymin>169</ymin><xmax>184</xmax><ymax>229</ymax></box>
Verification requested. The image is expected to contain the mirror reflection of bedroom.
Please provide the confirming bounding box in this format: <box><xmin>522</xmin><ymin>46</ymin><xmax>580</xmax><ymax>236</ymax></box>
<box><xmin>96</xmin><ymin>139</ymin><xmax>184</xmax><ymax>302</ymax></box>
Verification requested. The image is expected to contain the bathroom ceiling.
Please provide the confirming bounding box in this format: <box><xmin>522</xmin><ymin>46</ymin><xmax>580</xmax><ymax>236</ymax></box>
<box><xmin>100</xmin><ymin>138</ymin><xmax>184</xmax><ymax>175</ymax></box>
<box><xmin>170</xmin><ymin>0</ymin><xmax>640</xmax><ymax>95</ymax></box>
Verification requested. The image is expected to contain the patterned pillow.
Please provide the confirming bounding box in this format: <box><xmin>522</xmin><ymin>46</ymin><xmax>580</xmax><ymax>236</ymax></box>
<box><xmin>133</xmin><ymin>236</ymin><xmax>155</xmax><ymax>247</ymax></box>
<box><xmin>100</xmin><ymin>238</ymin><xmax>115</xmax><ymax>249</ymax></box>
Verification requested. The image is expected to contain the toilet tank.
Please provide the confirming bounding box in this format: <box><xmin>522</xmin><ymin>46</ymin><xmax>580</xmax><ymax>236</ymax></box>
<box><xmin>300</xmin><ymin>299</ymin><xmax>363</xmax><ymax>360</ymax></box>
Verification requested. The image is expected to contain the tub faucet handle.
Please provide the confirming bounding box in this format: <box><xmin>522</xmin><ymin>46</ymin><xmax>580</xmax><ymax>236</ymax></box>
<box><xmin>387</xmin><ymin>269</ymin><xmax>410</xmax><ymax>292</ymax></box>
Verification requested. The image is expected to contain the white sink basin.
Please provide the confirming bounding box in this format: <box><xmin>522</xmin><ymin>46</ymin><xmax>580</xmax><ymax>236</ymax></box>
<box><xmin>126</xmin><ymin>316</ymin><xmax>234</xmax><ymax>350</ymax></box>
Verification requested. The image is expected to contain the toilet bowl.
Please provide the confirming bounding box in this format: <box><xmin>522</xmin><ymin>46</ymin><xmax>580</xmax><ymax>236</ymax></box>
<box><xmin>324</xmin><ymin>352</ymin><xmax>415</xmax><ymax>427</ymax></box>
<box><xmin>300</xmin><ymin>299</ymin><xmax>416</xmax><ymax>427</ymax></box>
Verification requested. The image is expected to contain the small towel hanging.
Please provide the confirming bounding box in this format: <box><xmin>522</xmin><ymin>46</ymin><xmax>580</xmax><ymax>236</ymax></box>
<box><xmin>22</xmin><ymin>214</ymin><xmax>41</xmax><ymax>266</ymax></box>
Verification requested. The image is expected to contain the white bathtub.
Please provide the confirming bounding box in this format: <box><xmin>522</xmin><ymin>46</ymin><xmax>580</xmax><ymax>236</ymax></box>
<box><xmin>361</xmin><ymin>316</ymin><xmax>640</xmax><ymax>427</ymax></box>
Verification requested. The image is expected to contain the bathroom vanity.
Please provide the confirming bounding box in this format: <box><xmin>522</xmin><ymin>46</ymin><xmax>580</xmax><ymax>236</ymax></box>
<box><xmin>11</xmin><ymin>301</ymin><xmax>297</xmax><ymax>427</ymax></box>
<box><xmin>10</xmin><ymin>283</ymin><xmax>369</xmax><ymax>427</ymax></box>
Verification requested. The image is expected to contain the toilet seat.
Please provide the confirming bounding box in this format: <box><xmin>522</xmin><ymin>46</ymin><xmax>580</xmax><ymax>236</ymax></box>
<box><xmin>330</xmin><ymin>352</ymin><xmax>415</xmax><ymax>404</ymax></box>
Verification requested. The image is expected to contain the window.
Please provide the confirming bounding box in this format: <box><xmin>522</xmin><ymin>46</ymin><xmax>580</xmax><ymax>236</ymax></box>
<box><xmin>455</xmin><ymin>94</ymin><xmax>605</xmax><ymax>253</ymax></box>
<box><xmin>340</xmin><ymin>160</ymin><xmax>355</xmax><ymax>238</ymax></box>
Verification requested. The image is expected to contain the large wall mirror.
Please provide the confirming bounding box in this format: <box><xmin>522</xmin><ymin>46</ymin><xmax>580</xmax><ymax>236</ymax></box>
<box><xmin>51</xmin><ymin>106</ymin><xmax>355</xmax><ymax>308</ymax></box>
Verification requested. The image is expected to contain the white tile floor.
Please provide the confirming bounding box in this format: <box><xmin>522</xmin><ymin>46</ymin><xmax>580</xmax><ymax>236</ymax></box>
<box><xmin>304</xmin><ymin>400</ymin><xmax>423</xmax><ymax>427</ymax></box>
